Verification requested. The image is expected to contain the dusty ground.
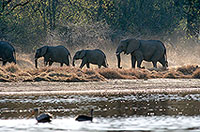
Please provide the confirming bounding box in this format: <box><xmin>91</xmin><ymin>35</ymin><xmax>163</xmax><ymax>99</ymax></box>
<box><xmin>1</xmin><ymin>79</ymin><xmax>200</xmax><ymax>96</ymax></box>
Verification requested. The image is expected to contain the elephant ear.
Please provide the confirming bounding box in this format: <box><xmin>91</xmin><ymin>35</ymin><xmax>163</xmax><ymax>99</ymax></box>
<box><xmin>40</xmin><ymin>46</ymin><xmax>48</xmax><ymax>56</ymax></box>
<box><xmin>126</xmin><ymin>39</ymin><xmax>140</xmax><ymax>54</ymax></box>
<box><xmin>79</xmin><ymin>50</ymin><xmax>86</xmax><ymax>59</ymax></box>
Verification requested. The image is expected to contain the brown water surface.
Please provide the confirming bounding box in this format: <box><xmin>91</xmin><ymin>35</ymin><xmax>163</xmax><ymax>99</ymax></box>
<box><xmin>1</xmin><ymin>79</ymin><xmax>200</xmax><ymax>131</ymax></box>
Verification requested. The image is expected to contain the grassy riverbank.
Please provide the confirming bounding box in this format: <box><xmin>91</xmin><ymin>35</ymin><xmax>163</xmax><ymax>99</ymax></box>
<box><xmin>0</xmin><ymin>63</ymin><xmax>200</xmax><ymax>82</ymax></box>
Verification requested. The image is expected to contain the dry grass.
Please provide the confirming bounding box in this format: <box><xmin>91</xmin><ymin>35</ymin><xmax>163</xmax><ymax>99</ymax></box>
<box><xmin>4</xmin><ymin>64</ymin><xmax>20</xmax><ymax>73</ymax></box>
<box><xmin>0</xmin><ymin>54</ymin><xmax>200</xmax><ymax>82</ymax></box>
<box><xmin>0</xmin><ymin>62</ymin><xmax>200</xmax><ymax>82</ymax></box>
<box><xmin>192</xmin><ymin>69</ymin><xmax>200</xmax><ymax>79</ymax></box>
<box><xmin>98</xmin><ymin>68</ymin><xmax>133</xmax><ymax>79</ymax></box>
<box><xmin>176</xmin><ymin>65</ymin><xmax>199</xmax><ymax>75</ymax></box>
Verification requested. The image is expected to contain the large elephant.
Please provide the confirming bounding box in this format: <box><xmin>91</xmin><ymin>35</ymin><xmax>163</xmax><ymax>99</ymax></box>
<box><xmin>116</xmin><ymin>38</ymin><xmax>168</xmax><ymax>69</ymax></box>
<box><xmin>35</xmin><ymin>45</ymin><xmax>71</xmax><ymax>68</ymax></box>
<box><xmin>72</xmin><ymin>49</ymin><xmax>108</xmax><ymax>68</ymax></box>
<box><xmin>0</xmin><ymin>41</ymin><xmax>16</xmax><ymax>66</ymax></box>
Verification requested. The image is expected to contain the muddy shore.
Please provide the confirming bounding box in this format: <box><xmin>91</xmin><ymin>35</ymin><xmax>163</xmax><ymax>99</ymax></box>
<box><xmin>1</xmin><ymin>79</ymin><xmax>200</xmax><ymax>96</ymax></box>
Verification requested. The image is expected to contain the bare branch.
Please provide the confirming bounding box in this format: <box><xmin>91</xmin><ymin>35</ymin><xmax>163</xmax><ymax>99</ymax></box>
<box><xmin>0</xmin><ymin>0</ymin><xmax>30</xmax><ymax>16</ymax></box>
<box><xmin>2</xmin><ymin>0</ymin><xmax>12</xmax><ymax>11</ymax></box>
<box><xmin>9</xmin><ymin>0</ymin><xmax>30</xmax><ymax>13</ymax></box>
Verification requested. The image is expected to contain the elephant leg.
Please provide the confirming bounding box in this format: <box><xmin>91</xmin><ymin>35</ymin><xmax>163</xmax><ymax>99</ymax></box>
<box><xmin>86</xmin><ymin>63</ymin><xmax>90</xmax><ymax>68</ymax></box>
<box><xmin>64</xmin><ymin>58</ymin><xmax>70</xmax><ymax>66</ymax></box>
<box><xmin>44</xmin><ymin>60</ymin><xmax>47</xmax><ymax>66</ymax></box>
<box><xmin>131</xmin><ymin>54</ymin><xmax>136</xmax><ymax>68</ymax></box>
<box><xmin>80</xmin><ymin>62</ymin><xmax>85</xmax><ymax>69</ymax></box>
<box><xmin>2</xmin><ymin>61</ymin><xmax>7</xmax><ymax>66</ymax></box>
<box><xmin>65</xmin><ymin>59</ymin><xmax>69</xmax><ymax>66</ymax></box>
<box><xmin>49</xmin><ymin>61</ymin><xmax>53</xmax><ymax>66</ymax></box>
<box><xmin>102</xmin><ymin>61</ymin><xmax>107</xmax><ymax>68</ymax></box>
<box><xmin>134</xmin><ymin>51</ymin><xmax>143</xmax><ymax>68</ymax></box>
<box><xmin>152</xmin><ymin>61</ymin><xmax>157</xmax><ymax>68</ymax></box>
<box><xmin>151</xmin><ymin>51</ymin><xmax>162</xmax><ymax>68</ymax></box>
<box><xmin>44</xmin><ymin>57</ymin><xmax>49</xmax><ymax>66</ymax></box>
<box><xmin>137</xmin><ymin>59</ymin><xmax>143</xmax><ymax>68</ymax></box>
<box><xmin>159</xmin><ymin>57</ymin><xmax>168</xmax><ymax>68</ymax></box>
<box><xmin>44</xmin><ymin>61</ymin><xmax>48</xmax><ymax>66</ymax></box>
<box><xmin>98</xmin><ymin>64</ymin><xmax>101</xmax><ymax>68</ymax></box>
<box><xmin>80</xmin><ymin>60</ymin><xmax>86</xmax><ymax>69</ymax></box>
<box><xmin>64</xmin><ymin>62</ymin><xmax>69</xmax><ymax>66</ymax></box>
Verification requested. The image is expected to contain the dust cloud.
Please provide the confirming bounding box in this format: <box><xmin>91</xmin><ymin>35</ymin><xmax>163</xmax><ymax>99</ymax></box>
<box><xmin>1</xmin><ymin>23</ymin><xmax>200</xmax><ymax>82</ymax></box>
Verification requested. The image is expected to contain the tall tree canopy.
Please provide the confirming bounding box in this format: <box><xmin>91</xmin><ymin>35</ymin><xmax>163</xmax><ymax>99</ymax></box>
<box><xmin>0</xmin><ymin>0</ymin><xmax>199</xmax><ymax>51</ymax></box>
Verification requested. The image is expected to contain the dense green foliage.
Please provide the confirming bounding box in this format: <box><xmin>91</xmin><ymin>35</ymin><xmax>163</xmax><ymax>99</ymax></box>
<box><xmin>0</xmin><ymin>0</ymin><xmax>199</xmax><ymax>52</ymax></box>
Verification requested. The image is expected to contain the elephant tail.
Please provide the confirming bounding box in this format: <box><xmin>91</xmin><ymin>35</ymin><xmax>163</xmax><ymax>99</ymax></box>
<box><xmin>164</xmin><ymin>48</ymin><xmax>168</xmax><ymax>67</ymax></box>
<box><xmin>13</xmin><ymin>49</ymin><xmax>16</xmax><ymax>64</ymax></box>
<box><xmin>105</xmin><ymin>57</ymin><xmax>109</xmax><ymax>67</ymax></box>
<box><xmin>164</xmin><ymin>48</ymin><xmax>167</xmax><ymax>60</ymax></box>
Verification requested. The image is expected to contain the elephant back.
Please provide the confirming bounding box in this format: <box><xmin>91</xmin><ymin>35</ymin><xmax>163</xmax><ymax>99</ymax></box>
<box><xmin>94</xmin><ymin>49</ymin><xmax>106</xmax><ymax>58</ymax></box>
<box><xmin>140</xmin><ymin>40</ymin><xmax>166</xmax><ymax>60</ymax></box>
<box><xmin>49</xmin><ymin>45</ymin><xmax>70</xmax><ymax>62</ymax></box>
<box><xmin>0</xmin><ymin>41</ymin><xmax>15</xmax><ymax>55</ymax></box>
<box><xmin>55</xmin><ymin>45</ymin><xmax>70</xmax><ymax>55</ymax></box>
<box><xmin>140</xmin><ymin>40</ymin><xmax>165</xmax><ymax>50</ymax></box>
<box><xmin>85</xmin><ymin>49</ymin><xmax>106</xmax><ymax>63</ymax></box>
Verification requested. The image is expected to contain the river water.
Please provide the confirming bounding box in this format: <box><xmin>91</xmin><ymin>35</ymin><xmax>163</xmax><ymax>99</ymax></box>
<box><xmin>1</xmin><ymin>94</ymin><xmax>200</xmax><ymax>132</ymax></box>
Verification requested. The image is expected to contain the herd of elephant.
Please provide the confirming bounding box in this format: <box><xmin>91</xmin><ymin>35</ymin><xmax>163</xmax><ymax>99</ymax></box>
<box><xmin>0</xmin><ymin>38</ymin><xmax>168</xmax><ymax>69</ymax></box>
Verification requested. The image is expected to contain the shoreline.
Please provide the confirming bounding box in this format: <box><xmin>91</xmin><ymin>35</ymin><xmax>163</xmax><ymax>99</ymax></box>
<box><xmin>1</xmin><ymin>79</ymin><xmax>200</xmax><ymax>96</ymax></box>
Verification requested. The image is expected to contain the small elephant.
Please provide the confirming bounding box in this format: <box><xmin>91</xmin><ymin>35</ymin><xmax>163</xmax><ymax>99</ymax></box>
<box><xmin>0</xmin><ymin>41</ymin><xmax>16</xmax><ymax>66</ymax></box>
<box><xmin>116</xmin><ymin>38</ymin><xmax>168</xmax><ymax>69</ymax></box>
<box><xmin>72</xmin><ymin>49</ymin><xmax>108</xmax><ymax>68</ymax></box>
<box><xmin>35</xmin><ymin>45</ymin><xmax>71</xmax><ymax>68</ymax></box>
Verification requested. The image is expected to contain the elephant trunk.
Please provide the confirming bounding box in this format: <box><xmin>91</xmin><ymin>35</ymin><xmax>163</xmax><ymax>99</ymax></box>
<box><xmin>35</xmin><ymin>58</ymin><xmax>38</xmax><ymax>68</ymax></box>
<box><xmin>116</xmin><ymin>53</ymin><xmax>122</xmax><ymax>69</ymax></box>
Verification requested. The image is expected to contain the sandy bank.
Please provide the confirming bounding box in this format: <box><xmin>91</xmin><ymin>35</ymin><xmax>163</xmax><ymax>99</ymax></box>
<box><xmin>0</xmin><ymin>79</ymin><xmax>200</xmax><ymax>96</ymax></box>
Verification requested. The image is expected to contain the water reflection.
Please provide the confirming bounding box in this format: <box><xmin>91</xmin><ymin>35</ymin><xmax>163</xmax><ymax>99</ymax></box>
<box><xmin>1</xmin><ymin>116</ymin><xmax>200</xmax><ymax>132</ymax></box>
<box><xmin>1</xmin><ymin>94</ymin><xmax>200</xmax><ymax>131</ymax></box>
<box><xmin>1</xmin><ymin>94</ymin><xmax>200</xmax><ymax>119</ymax></box>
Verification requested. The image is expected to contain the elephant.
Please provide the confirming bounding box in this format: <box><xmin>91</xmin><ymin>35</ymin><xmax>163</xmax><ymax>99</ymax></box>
<box><xmin>116</xmin><ymin>38</ymin><xmax>168</xmax><ymax>69</ymax></box>
<box><xmin>35</xmin><ymin>45</ymin><xmax>71</xmax><ymax>68</ymax></box>
<box><xmin>0</xmin><ymin>41</ymin><xmax>16</xmax><ymax>66</ymax></box>
<box><xmin>72</xmin><ymin>49</ymin><xmax>108</xmax><ymax>68</ymax></box>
